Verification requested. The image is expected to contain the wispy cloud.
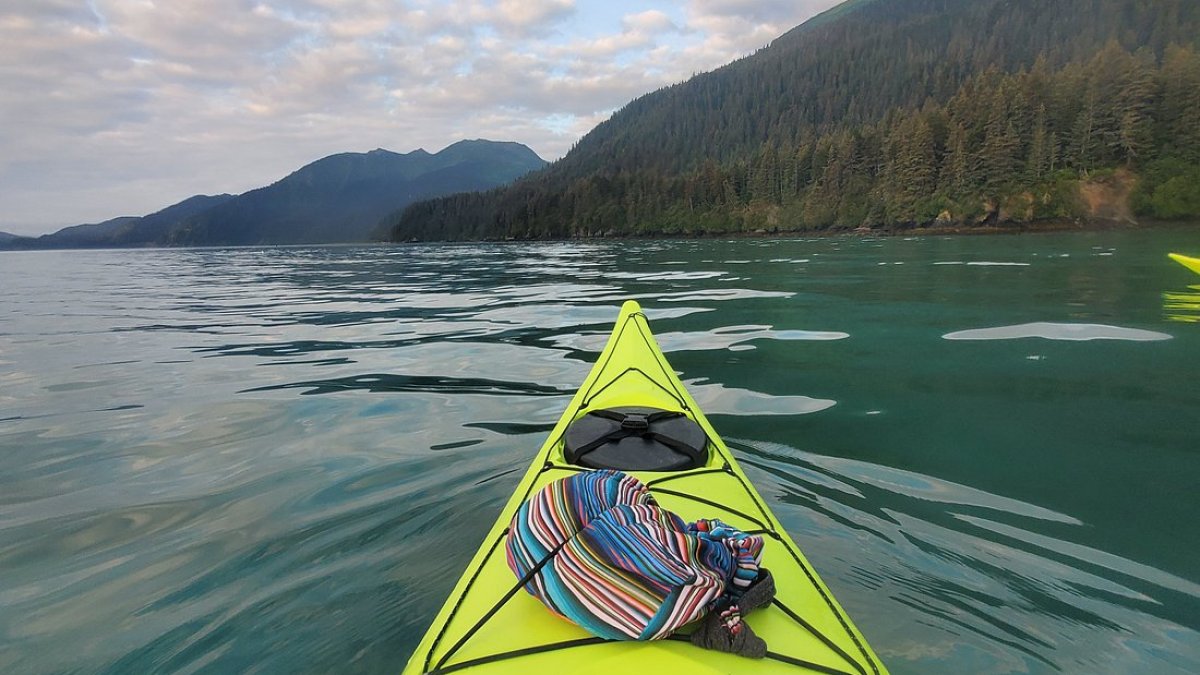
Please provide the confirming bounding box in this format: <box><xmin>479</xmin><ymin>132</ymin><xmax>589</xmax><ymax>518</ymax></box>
<box><xmin>0</xmin><ymin>0</ymin><xmax>840</xmax><ymax>235</ymax></box>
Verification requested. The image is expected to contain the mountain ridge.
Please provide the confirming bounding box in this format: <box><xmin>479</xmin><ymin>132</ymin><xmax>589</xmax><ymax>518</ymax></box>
<box><xmin>4</xmin><ymin>140</ymin><xmax>545</xmax><ymax>249</ymax></box>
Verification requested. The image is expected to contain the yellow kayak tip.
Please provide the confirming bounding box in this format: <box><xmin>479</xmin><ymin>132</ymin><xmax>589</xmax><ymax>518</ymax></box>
<box><xmin>1168</xmin><ymin>253</ymin><xmax>1200</xmax><ymax>275</ymax></box>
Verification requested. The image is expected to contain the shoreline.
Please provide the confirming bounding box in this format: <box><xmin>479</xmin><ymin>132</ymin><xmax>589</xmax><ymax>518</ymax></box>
<box><xmin>2</xmin><ymin>218</ymin><xmax>1195</xmax><ymax>252</ymax></box>
<box><xmin>478</xmin><ymin>217</ymin><xmax>1195</xmax><ymax>244</ymax></box>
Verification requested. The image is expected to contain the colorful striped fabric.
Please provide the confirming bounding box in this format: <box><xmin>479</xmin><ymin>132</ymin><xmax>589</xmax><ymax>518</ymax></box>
<box><xmin>505</xmin><ymin>469</ymin><xmax>763</xmax><ymax>641</ymax></box>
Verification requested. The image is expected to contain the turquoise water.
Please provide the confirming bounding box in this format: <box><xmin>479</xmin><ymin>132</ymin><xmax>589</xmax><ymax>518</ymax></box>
<box><xmin>1</xmin><ymin>229</ymin><xmax>1198</xmax><ymax>674</ymax></box>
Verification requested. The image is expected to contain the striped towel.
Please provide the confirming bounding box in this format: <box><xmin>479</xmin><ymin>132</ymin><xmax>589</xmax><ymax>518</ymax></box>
<box><xmin>505</xmin><ymin>469</ymin><xmax>763</xmax><ymax>641</ymax></box>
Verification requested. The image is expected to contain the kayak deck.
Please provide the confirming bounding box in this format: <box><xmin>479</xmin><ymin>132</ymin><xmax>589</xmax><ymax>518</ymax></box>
<box><xmin>403</xmin><ymin>301</ymin><xmax>887</xmax><ymax>675</ymax></box>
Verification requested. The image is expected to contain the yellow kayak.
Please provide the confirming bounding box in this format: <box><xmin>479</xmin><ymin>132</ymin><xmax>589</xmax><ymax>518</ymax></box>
<box><xmin>1169</xmin><ymin>253</ymin><xmax>1200</xmax><ymax>275</ymax></box>
<box><xmin>403</xmin><ymin>300</ymin><xmax>887</xmax><ymax>675</ymax></box>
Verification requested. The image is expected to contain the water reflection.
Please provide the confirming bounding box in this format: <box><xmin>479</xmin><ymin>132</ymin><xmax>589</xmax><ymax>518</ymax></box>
<box><xmin>686</xmin><ymin>379</ymin><xmax>837</xmax><ymax>416</ymax></box>
<box><xmin>1163</xmin><ymin>285</ymin><xmax>1200</xmax><ymax>324</ymax></box>
<box><xmin>943</xmin><ymin>322</ymin><xmax>1172</xmax><ymax>341</ymax></box>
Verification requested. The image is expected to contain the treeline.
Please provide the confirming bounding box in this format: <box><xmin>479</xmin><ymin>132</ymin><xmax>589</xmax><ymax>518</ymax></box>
<box><xmin>387</xmin><ymin>0</ymin><xmax>1200</xmax><ymax>241</ymax></box>
<box><xmin>558</xmin><ymin>0</ymin><xmax>1200</xmax><ymax>177</ymax></box>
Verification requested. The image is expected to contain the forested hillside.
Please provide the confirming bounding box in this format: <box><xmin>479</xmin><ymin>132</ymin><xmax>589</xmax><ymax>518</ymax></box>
<box><xmin>388</xmin><ymin>0</ymin><xmax>1200</xmax><ymax>241</ymax></box>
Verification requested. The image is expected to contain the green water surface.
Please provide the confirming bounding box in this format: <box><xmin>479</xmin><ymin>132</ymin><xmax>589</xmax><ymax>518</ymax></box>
<box><xmin>1</xmin><ymin>227</ymin><xmax>1198</xmax><ymax>674</ymax></box>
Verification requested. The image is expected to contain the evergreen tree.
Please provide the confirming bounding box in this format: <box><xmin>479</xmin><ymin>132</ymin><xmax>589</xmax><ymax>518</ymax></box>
<box><xmin>385</xmin><ymin>0</ymin><xmax>1200</xmax><ymax>241</ymax></box>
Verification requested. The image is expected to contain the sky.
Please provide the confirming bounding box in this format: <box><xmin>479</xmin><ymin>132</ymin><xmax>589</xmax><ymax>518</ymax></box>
<box><xmin>0</xmin><ymin>0</ymin><xmax>842</xmax><ymax>236</ymax></box>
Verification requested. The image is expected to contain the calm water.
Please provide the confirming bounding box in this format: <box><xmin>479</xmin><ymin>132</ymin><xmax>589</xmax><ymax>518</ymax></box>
<box><xmin>2</xmin><ymin>229</ymin><xmax>1199</xmax><ymax>674</ymax></box>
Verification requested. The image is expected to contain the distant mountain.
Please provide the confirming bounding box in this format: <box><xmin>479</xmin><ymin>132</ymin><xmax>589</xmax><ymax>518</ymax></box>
<box><xmin>388</xmin><ymin>0</ymin><xmax>1200</xmax><ymax>240</ymax></box>
<box><xmin>3</xmin><ymin>139</ymin><xmax>545</xmax><ymax>249</ymax></box>
<box><xmin>168</xmin><ymin>140</ymin><xmax>546</xmax><ymax>246</ymax></box>
<box><xmin>39</xmin><ymin>216</ymin><xmax>142</xmax><ymax>247</ymax></box>
<box><xmin>0</xmin><ymin>230</ymin><xmax>27</xmax><ymax>244</ymax></box>
<box><xmin>13</xmin><ymin>195</ymin><xmax>236</xmax><ymax>249</ymax></box>
<box><xmin>117</xmin><ymin>194</ymin><xmax>238</xmax><ymax>245</ymax></box>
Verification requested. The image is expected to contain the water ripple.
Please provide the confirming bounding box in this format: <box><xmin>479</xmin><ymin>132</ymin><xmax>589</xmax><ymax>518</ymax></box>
<box><xmin>242</xmin><ymin>374</ymin><xmax>572</xmax><ymax>397</ymax></box>
<box><xmin>2</xmin><ymin>239</ymin><xmax>1198</xmax><ymax>675</ymax></box>
<box><xmin>734</xmin><ymin>439</ymin><xmax>1200</xmax><ymax>675</ymax></box>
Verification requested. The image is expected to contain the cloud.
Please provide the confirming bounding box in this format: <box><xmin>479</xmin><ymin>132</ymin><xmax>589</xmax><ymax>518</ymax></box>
<box><xmin>494</xmin><ymin>0</ymin><xmax>575</xmax><ymax>31</ymax></box>
<box><xmin>0</xmin><ymin>0</ymin><xmax>841</xmax><ymax>235</ymax></box>
<box><xmin>623</xmin><ymin>10</ymin><xmax>675</xmax><ymax>33</ymax></box>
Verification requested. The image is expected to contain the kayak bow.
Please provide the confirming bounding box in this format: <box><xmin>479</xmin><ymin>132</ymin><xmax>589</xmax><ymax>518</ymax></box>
<box><xmin>1169</xmin><ymin>253</ymin><xmax>1200</xmax><ymax>275</ymax></box>
<box><xmin>403</xmin><ymin>300</ymin><xmax>887</xmax><ymax>675</ymax></box>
